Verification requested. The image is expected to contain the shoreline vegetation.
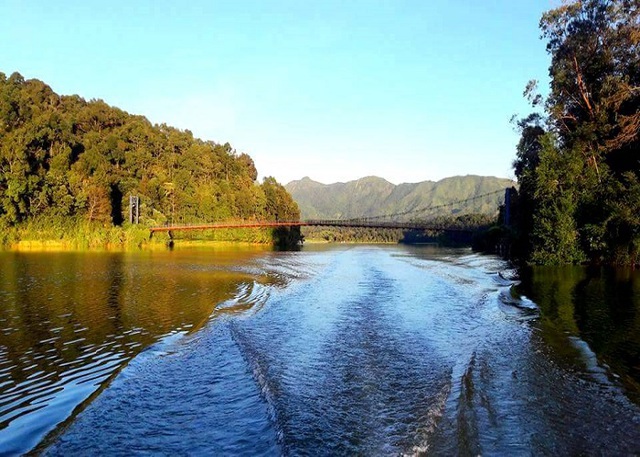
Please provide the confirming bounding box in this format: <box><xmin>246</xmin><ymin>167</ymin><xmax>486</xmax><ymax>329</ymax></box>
<box><xmin>6</xmin><ymin>239</ymin><xmax>276</xmax><ymax>252</ymax></box>
<box><xmin>0</xmin><ymin>72</ymin><xmax>302</xmax><ymax>250</ymax></box>
<box><xmin>0</xmin><ymin>218</ymin><xmax>301</xmax><ymax>252</ymax></box>
<box><xmin>493</xmin><ymin>0</ymin><xmax>640</xmax><ymax>267</ymax></box>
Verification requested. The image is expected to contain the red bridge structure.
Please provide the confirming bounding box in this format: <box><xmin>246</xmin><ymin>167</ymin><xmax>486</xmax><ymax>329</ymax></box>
<box><xmin>149</xmin><ymin>219</ymin><xmax>474</xmax><ymax>234</ymax></box>
<box><xmin>148</xmin><ymin>188</ymin><xmax>510</xmax><ymax>237</ymax></box>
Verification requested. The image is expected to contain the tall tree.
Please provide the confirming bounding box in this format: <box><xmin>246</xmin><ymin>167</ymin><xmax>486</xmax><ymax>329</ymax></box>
<box><xmin>512</xmin><ymin>0</ymin><xmax>640</xmax><ymax>265</ymax></box>
<box><xmin>541</xmin><ymin>0</ymin><xmax>639</xmax><ymax>178</ymax></box>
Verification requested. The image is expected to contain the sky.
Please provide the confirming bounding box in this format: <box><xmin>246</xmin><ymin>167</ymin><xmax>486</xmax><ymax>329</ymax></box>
<box><xmin>0</xmin><ymin>0</ymin><xmax>556</xmax><ymax>185</ymax></box>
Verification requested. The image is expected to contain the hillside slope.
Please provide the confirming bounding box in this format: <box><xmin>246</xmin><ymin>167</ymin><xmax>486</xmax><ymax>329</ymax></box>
<box><xmin>286</xmin><ymin>175</ymin><xmax>514</xmax><ymax>220</ymax></box>
<box><xmin>0</xmin><ymin>71</ymin><xmax>300</xmax><ymax>246</ymax></box>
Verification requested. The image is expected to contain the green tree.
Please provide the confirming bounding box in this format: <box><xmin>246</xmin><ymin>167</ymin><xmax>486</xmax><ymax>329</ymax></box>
<box><xmin>0</xmin><ymin>71</ymin><xmax>302</xmax><ymax>246</ymax></box>
<box><xmin>530</xmin><ymin>134</ymin><xmax>586</xmax><ymax>264</ymax></box>
<box><xmin>511</xmin><ymin>0</ymin><xmax>640</xmax><ymax>265</ymax></box>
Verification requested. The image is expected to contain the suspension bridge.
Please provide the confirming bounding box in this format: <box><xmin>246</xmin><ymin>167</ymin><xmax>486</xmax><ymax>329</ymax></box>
<box><xmin>149</xmin><ymin>219</ymin><xmax>471</xmax><ymax>233</ymax></box>
<box><xmin>149</xmin><ymin>188</ymin><xmax>508</xmax><ymax>235</ymax></box>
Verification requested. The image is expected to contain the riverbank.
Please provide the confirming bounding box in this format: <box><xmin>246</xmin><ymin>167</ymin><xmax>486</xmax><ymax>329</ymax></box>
<box><xmin>0</xmin><ymin>218</ymin><xmax>296</xmax><ymax>252</ymax></box>
<box><xmin>0</xmin><ymin>219</ymin><xmax>154</xmax><ymax>250</ymax></box>
<box><xmin>5</xmin><ymin>238</ymin><xmax>280</xmax><ymax>253</ymax></box>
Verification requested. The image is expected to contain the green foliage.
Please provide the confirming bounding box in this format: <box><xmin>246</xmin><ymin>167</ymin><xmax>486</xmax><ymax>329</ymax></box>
<box><xmin>472</xmin><ymin>225</ymin><xmax>507</xmax><ymax>253</ymax></box>
<box><xmin>509</xmin><ymin>0</ymin><xmax>640</xmax><ymax>266</ymax></box>
<box><xmin>601</xmin><ymin>173</ymin><xmax>640</xmax><ymax>265</ymax></box>
<box><xmin>529</xmin><ymin>134</ymin><xmax>586</xmax><ymax>265</ymax></box>
<box><xmin>302</xmin><ymin>226</ymin><xmax>403</xmax><ymax>243</ymax></box>
<box><xmin>302</xmin><ymin>213</ymin><xmax>494</xmax><ymax>244</ymax></box>
<box><xmin>0</xmin><ymin>72</ymin><xmax>301</xmax><ymax>248</ymax></box>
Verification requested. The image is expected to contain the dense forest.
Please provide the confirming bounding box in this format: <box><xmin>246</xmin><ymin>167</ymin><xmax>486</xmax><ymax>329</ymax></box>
<box><xmin>508</xmin><ymin>0</ymin><xmax>639</xmax><ymax>265</ymax></box>
<box><xmin>0</xmin><ymin>72</ymin><xmax>300</xmax><ymax>248</ymax></box>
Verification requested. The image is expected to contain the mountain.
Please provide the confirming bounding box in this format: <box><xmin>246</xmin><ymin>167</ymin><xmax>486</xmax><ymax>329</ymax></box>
<box><xmin>285</xmin><ymin>175</ymin><xmax>514</xmax><ymax>220</ymax></box>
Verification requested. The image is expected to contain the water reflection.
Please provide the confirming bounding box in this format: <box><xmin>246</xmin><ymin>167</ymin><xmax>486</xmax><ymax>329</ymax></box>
<box><xmin>0</xmin><ymin>248</ymin><xmax>272</xmax><ymax>455</ymax></box>
<box><xmin>25</xmin><ymin>246</ymin><xmax>640</xmax><ymax>455</ymax></box>
<box><xmin>518</xmin><ymin>265</ymin><xmax>640</xmax><ymax>401</ymax></box>
<box><xmin>3</xmin><ymin>246</ymin><xmax>640</xmax><ymax>455</ymax></box>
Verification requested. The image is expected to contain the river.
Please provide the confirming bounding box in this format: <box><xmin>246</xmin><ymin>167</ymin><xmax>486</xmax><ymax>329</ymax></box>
<box><xmin>0</xmin><ymin>245</ymin><xmax>639</xmax><ymax>455</ymax></box>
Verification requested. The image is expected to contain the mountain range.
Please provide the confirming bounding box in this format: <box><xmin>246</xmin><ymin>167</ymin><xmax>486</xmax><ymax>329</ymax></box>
<box><xmin>285</xmin><ymin>175</ymin><xmax>515</xmax><ymax>220</ymax></box>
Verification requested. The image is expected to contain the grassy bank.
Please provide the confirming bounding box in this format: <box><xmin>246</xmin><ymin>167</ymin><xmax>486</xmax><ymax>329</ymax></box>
<box><xmin>0</xmin><ymin>217</ymin><xmax>295</xmax><ymax>251</ymax></box>
<box><xmin>1</xmin><ymin>218</ymin><xmax>161</xmax><ymax>250</ymax></box>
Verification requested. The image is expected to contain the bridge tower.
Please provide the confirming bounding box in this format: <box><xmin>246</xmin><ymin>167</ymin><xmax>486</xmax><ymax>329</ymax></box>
<box><xmin>129</xmin><ymin>196</ymin><xmax>140</xmax><ymax>224</ymax></box>
<box><xmin>504</xmin><ymin>187</ymin><xmax>516</xmax><ymax>227</ymax></box>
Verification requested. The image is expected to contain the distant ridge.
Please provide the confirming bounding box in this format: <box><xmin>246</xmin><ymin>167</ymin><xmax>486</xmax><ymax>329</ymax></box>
<box><xmin>285</xmin><ymin>175</ymin><xmax>514</xmax><ymax>220</ymax></box>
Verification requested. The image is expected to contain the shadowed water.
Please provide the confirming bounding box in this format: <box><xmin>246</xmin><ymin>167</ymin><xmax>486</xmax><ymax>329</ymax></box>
<box><xmin>1</xmin><ymin>245</ymin><xmax>639</xmax><ymax>455</ymax></box>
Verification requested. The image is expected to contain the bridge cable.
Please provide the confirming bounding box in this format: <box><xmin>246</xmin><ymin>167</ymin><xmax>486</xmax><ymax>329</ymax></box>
<box><xmin>343</xmin><ymin>188</ymin><xmax>506</xmax><ymax>223</ymax></box>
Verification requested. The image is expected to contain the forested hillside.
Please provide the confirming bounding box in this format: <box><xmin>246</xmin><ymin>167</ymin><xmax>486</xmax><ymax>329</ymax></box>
<box><xmin>509</xmin><ymin>0</ymin><xmax>639</xmax><ymax>265</ymax></box>
<box><xmin>286</xmin><ymin>175</ymin><xmax>513</xmax><ymax>220</ymax></box>
<box><xmin>0</xmin><ymin>72</ymin><xmax>300</xmax><ymax>247</ymax></box>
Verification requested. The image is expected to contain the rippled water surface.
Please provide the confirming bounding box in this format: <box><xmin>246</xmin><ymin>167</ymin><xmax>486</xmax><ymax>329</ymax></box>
<box><xmin>1</xmin><ymin>245</ymin><xmax>640</xmax><ymax>455</ymax></box>
<box><xmin>0</xmin><ymin>247</ymin><xmax>273</xmax><ymax>455</ymax></box>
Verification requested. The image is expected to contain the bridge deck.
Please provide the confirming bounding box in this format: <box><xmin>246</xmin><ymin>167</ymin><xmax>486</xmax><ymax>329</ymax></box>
<box><xmin>149</xmin><ymin>220</ymin><xmax>472</xmax><ymax>233</ymax></box>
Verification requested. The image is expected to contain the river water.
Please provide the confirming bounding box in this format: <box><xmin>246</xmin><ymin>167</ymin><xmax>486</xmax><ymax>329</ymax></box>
<box><xmin>0</xmin><ymin>245</ymin><xmax>639</xmax><ymax>455</ymax></box>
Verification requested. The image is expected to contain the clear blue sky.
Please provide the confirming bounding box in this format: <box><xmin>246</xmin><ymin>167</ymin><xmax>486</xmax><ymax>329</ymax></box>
<box><xmin>0</xmin><ymin>0</ymin><xmax>555</xmax><ymax>184</ymax></box>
